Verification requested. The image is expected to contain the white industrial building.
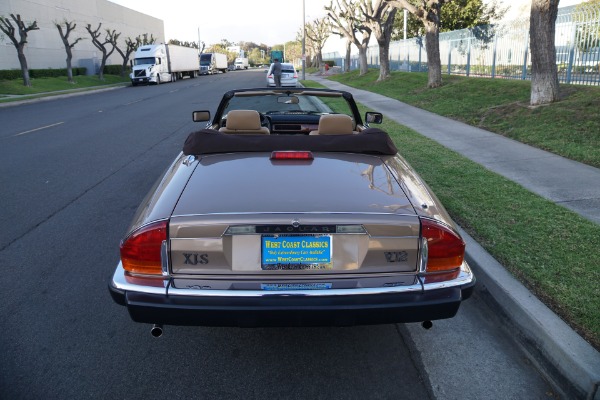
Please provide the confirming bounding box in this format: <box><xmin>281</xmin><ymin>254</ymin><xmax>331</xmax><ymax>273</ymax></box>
<box><xmin>0</xmin><ymin>0</ymin><xmax>164</xmax><ymax>74</ymax></box>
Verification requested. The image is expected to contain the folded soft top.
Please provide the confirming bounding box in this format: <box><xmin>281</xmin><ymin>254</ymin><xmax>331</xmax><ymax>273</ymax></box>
<box><xmin>183</xmin><ymin>128</ymin><xmax>398</xmax><ymax>156</ymax></box>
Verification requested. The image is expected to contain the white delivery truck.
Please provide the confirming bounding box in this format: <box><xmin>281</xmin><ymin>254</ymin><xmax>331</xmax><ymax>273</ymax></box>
<box><xmin>130</xmin><ymin>44</ymin><xmax>199</xmax><ymax>86</ymax></box>
<box><xmin>199</xmin><ymin>53</ymin><xmax>228</xmax><ymax>75</ymax></box>
<box><xmin>234</xmin><ymin>57</ymin><xmax>249</xmax><ymax>70</ymax></box>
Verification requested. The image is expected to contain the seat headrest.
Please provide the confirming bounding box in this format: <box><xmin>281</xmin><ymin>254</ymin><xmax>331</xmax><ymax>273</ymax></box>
<box><xmin>317</xmin><ymin>114</ymin><xmax>354</xmax><ymax>135</ymax></box>
<box><xmin>225</xmin><ymin>110</ymin><xmax>263</xmax><ymax>130</ymax></box>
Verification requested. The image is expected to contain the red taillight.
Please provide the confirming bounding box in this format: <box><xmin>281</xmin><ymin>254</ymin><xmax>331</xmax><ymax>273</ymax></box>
<box><xmin>421</xmin><ymin>218</ymin><xmax>465</xmax><ymax>280</ymax></box>
<box><xmin>120</xmin><ymin>220</ymin><xmax>167</xmax><ymax>275</ymax></box>
<box><xmin>270</xmin><ymin>150</ymin><xmax>314</xmax><ymax>160</ymax></box>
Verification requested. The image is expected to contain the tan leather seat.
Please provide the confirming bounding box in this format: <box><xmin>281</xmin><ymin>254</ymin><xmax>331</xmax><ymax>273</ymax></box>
<box><xmin>219</xmin><ymin>110</ymin><xmax>270</xmax><ymax>134</ymax></box>
<box><xmin>310</xmin><ymin>114</ymin><xmax>356</xmax><ymax>135</ymax></box>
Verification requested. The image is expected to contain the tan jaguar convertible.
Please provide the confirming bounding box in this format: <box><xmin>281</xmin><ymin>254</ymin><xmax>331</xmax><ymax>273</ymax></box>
<box><xmin>109</xmin><ymin>88</ymin><xmax>475</xmax><ymax>336</ymax></box>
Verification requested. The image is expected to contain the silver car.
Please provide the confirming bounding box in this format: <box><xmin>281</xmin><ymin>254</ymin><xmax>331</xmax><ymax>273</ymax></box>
<box><xmin>109</xmin><ymin>88</ymin><xmax>475</xmax><ymax>336</ymax></box>
<box><xmin>266</xmin><ymin>62</ymin><xmax>298</xmax><ymax>87</ymax></box>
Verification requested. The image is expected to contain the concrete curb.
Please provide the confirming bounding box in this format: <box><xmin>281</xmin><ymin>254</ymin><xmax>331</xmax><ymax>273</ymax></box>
<box><xmin>459</xmin><ymin>227</ymin><xmax>600</xmax><ymax>400</ymax></box>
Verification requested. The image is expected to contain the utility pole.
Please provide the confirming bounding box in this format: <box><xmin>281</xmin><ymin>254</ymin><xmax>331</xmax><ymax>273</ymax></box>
<box><xmin>302</xmin><ymin>0</ymin><xmax>306</xmax><ymax>80</ymax></box>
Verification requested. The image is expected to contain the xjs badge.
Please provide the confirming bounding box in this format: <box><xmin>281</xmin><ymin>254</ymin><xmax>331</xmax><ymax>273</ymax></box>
<box><xmin>384</xmin><ymin>251</ymin><xmax>408</xmax><ymax>263</ymax></box>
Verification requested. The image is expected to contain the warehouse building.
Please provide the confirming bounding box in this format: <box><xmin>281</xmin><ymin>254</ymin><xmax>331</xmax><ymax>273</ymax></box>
<box><xmin>0</xmin><ymin>0</ymin><xmax>164</xmax><ymax>74</ymax></box>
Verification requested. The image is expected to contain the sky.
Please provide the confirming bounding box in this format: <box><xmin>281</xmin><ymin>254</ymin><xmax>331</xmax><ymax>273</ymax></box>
<box><xmin>109</xmin><ymin>0</ymin><xmax>585</xmax><ymax>48</ymax></box>
<box><xmin>109</xmin><ymin>0</ymin><xmax>328</xmax><ymax>46</ymax></box>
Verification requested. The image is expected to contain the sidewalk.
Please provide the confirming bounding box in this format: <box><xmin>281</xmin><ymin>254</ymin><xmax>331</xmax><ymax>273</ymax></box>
<box><xmin>310</xmin><ymin>75</ymin><xmax>600</xmax><ymax>399</ymax></box>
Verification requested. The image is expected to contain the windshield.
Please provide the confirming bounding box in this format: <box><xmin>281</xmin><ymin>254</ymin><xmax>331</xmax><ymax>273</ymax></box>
<box><xmin>199</xmin><ymin>54</ymin><xmax>211</xmax><ymax>66</ymax></box>
<box><xmin>222</xmin><ymin>92</ymin><xmax>356</xmax><ymax>118</ymax></box>
<box><xmin>134</xmin><ymin>57</ymin><xmax>156</xmax><ymax>66</ymax></box>
<box><xmin>268</xmin><ymin>63</ymin><xmax>296</xmax><ymax>74</ymax></box>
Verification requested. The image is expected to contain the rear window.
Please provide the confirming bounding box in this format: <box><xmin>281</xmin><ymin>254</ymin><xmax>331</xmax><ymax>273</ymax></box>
<box><xmin>269</xmin><ymin>64</ymin><xmax>296</xmax><ymax>74</ymax></box>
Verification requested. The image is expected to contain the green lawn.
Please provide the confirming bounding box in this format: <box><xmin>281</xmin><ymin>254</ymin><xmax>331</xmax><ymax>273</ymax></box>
<box><xmin>0</xmin><ymin>75</ymin><xmax>130</xmax><ymax>99</ymax></box>
<box><xmin>328</xmin><ymin>70</ymin><xmax>600</xmax><ymax>168</ymax></box>
<box><xmin>304</xmin><ymin>78</ymin><xmax>600</xmax><ymax>350</ymax></box>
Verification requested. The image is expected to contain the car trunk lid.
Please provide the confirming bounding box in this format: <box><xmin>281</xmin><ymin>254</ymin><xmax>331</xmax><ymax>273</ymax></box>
<box><xmin>169</xmin><ymin>152</ymin><xmax>420</xmax><ymax>277</ymax></box>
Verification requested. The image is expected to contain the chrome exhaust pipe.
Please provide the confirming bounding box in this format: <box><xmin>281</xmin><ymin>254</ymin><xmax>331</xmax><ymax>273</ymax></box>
<box><xmin>150</xmin><ymin>324</ymin><xmax>163</xmax><ymax>338</ymax></box>
<box><xmin>422</xmin><ymin>320</ymin><xmax>433</xmax><ymax>330</ymax></box>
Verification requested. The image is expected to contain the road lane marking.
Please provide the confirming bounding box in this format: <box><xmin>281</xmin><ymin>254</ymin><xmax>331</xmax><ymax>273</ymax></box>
<box><xmin>125</xmin><ymin>99</ymin><xmax>143</xmax><ymax>105</ymax></box>
<box><xmin>13</xmin><ymin>122</ymin><xmax>64</xmax><ymax>137</ymax></box>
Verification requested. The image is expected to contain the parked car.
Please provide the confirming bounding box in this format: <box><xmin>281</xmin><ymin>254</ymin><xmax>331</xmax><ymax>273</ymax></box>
<box><xmin>266</xmin><ymin>62</ymin><xmax>298</xmax><ymax>87</ymax></box>
<box><xmin>109</xmin><ymin>88</ymin><xmax>475</xmax><ymax>336</ymax></box>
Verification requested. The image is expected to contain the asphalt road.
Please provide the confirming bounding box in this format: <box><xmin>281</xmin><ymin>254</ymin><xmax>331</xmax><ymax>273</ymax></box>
<box><xmin>0</xmin><ymin>70</ymin><xmax>556</xmax><ymax>399</ymax></box>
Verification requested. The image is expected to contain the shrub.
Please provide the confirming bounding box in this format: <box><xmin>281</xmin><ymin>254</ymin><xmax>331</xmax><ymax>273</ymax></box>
<box><xmin>103</xmin><ymin>64</ymin><xmax>129</xmax><ymax>75</ymax></box>
<box><xmin>0</xmin><ymin>69</ymin><xmax>23</xmax><ymax>80</ymax></box>
<box><xmin>0</xmin><ymin>67</ymin><xmax>87</xmax><ymax>80</ymax></box>
<box><xmin>29</xmin><ymin>67</ymin><xmax>86</xmax><ymax>78</ymax></box>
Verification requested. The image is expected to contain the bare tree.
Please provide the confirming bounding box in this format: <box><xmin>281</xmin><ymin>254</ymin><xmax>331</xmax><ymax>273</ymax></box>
<box><xmin>529</xmin><ymin>0</ymin><xmax>560</xmax><ymax>105</ymax></box>
<box><xmin>55</xmin><ymin>20</ymin><xmax>84</xmax><ymax>83</ymax></box>
<box><xmin>385</xmin><ymin>0</ymin><xmax>453</xmax><ymax>88</ymax></box>
<box><xmin>305</xmin><ymin>18</ymin><xmax>331</xmax><ymax>69</ymax></box>
<box><xmin>0</xmin><ymin>14</ymin><xmax>39</xmax><ymax>86</ymax></box>
<box><xmin>85</xmin><ymin>23</ymin><xmax>116</xmax><ymax>80</ymax></box>
<box><xmin>326</xmin><ymin>0</ymin><xmax>373</xmax><ymax>75</ymax></box>
<box><xmin>109</xmin><ymin>32</ymin><xmax>136</xmax><ymax>77</ymax></box>
<box><xmin>326</xmin><ymin>1</ymin><xmax>357</xmax><ymax>72</ymax></box>
<box><xmin>141</xmin><ymin>33</ymin><xmax>156</xmax><ymax>45</ymax></box>
<box><xmin>361</xmin><ymin>0</ymin><xmax>397</xmax><ymax>81</ymax></box>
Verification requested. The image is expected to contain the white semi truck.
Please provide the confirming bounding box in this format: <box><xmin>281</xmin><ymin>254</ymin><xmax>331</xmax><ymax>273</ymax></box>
<box><xmin>130</xmin><ymin>44</ymin><xmax>199</xmax><ymax>86</ymax></box>
<box><xmin>199</xmin><ymin>53</ymin><xmax>228</xmax><ymax>75</ymax></box>
<box><xmin>234</xmin><ymin>57</ymin><xmax>249</xmax><ymax>70</ymax></box>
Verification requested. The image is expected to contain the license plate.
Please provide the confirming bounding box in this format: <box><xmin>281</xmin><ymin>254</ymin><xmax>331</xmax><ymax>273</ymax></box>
<box><xmin>261</xmin><ymin>235</ymin><xmax>332</xmax><ymax>270</ymax></box>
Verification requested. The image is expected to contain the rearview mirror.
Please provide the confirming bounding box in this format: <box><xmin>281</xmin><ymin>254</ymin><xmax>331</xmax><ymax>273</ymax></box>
<box><xmin>193</xmin><ymin>110</ymin><xmax>211</xmax><ymax>122</ymax></box>
<box><xmin>365</xmin><ymin>112</ymin><xmax>383</xmax><ymax>124</ymax></box>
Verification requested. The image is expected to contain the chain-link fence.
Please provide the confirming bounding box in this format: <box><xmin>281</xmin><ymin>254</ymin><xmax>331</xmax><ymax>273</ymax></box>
<box><xmin>323</xmin><ymin>4</ymin><xmax>600</xmax><ymax>86</ymax></box>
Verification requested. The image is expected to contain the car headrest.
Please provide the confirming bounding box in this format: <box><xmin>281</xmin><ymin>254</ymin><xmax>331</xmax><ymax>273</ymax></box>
<box><xmin>219</xmin><ymin>110</ymin><xmax>269</xmax><ymax>134</ymax></box>
<box><xmin>316</xmin><ymin>114</ymin><xmax>355</xmax><ymax>135</ymax></box>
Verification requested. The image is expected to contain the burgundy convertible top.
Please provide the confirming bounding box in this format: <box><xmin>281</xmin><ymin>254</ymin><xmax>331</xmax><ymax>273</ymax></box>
<box><xmin>183</xmin><ymin>128</ymin><xmax>398</xmax><ymax>156</ymax></box>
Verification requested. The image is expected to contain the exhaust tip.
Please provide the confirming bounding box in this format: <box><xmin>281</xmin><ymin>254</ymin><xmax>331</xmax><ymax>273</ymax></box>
<box><xmin>150</xmin><ymin>324</ymin><xmax>163</xmax><ymax>338</ymax></box>
<box><xmin>422</xmin><ymin>320</ymin><xmax>433</xmax><ymax>330</ymax></box>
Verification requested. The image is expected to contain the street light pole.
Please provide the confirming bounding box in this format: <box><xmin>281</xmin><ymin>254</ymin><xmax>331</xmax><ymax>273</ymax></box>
<box><xmin>302</xmin><ymin>0</ymin><xmax>306</xmax><ymax>80</ymax></box>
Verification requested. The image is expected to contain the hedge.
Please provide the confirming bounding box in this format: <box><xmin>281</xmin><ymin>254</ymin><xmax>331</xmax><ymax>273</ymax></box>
<box><xmin>103</xmin><ymin>64</ymin><xmax>130</xmax><ymax>75</ymax></box>
<box><xmin>0</xmin><ymin>67</ymin><xmax>87</xmax><ymax>80</ymax></box>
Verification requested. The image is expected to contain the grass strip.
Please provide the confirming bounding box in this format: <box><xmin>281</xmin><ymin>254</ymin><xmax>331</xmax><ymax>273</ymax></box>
<box><xmin>328</xmin><ymin>70</ymin><xmax>600</xmax><ymax>168</ymax></box>
<box><xmin>0</xmin><ymin>75</ymin><xmax>130</xmax><ymax>96</ymax></box>
<box><xmin>304</xmin><ymin>79</ymin><xmax>600</xmax><ymax>349</ymax></box>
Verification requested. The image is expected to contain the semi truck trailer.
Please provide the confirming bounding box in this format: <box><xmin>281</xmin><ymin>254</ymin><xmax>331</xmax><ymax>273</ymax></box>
<box><xmin>130</xmin><ymin>44</ymin><xmax>199</xmax><ymax>85</ymax></box>
<box><xmin>199</xmin><ymin>52</ymin><xmax>228</xmax><ymax>75</ymax></box>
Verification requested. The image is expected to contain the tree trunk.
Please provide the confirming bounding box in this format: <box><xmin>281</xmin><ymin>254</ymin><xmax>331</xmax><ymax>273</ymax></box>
<box><xmin>358</xmin><ymin>45</ymin><xmax>369</xmax><ymax>75</ymax></box>
<box><xmin>377</xmin><ymin>37</ymin><xmax>391</xmax><ymax>81</ymax></box>
<box><xmin>344</xmin><ymin>39</ymin><xmax>351</xmax><ymax>72</ymax></box>
<box><xmin>529</xmin><ymin>0</ymin><xmax>560</xmax><ymax>105</ymax></box>
<box><xmin>98</xmin><ymin>51</ymin><xmax>106</xmax><ymax>81</ymax></box>
<box><xmin>65</xmin><ymin>47</ymin><xmax>74</xmax><ymax>83</ymax></box>
<box><xmin>121</xmin><ymin>60</ymin><xmax>128</xmax><ymax>77</ymax></box>
<box><xmin>17</xmin><ymin>48</ymin><xmax>31</xmax><ymax>87</ymax></box>
<box><xmin>424</xmin><ymin>20</ymin><xmax>442</xmax><ymax>88</ymax></box>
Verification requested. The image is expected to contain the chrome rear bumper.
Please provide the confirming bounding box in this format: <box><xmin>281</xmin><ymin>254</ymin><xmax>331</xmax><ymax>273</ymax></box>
<box><xmin>109</xmin><ymin>262</ymin><xmax>475</xmax><ymax>327</ymax></box>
